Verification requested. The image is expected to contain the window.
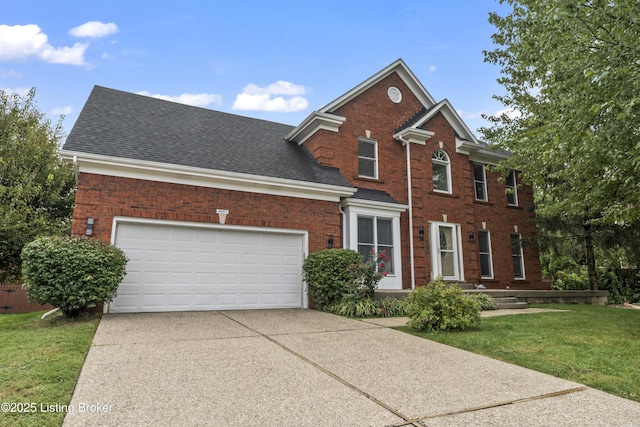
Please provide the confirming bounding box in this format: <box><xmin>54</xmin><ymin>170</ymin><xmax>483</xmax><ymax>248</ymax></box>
<box><xmin>358</xmin><ymin>138</ymin><xmax>378</xmax><ymax>179</ymax></box>
<box><xmin>473</xmin><ymin>163</ymin><xmax>487</xmax><ymax>201</ymax></box>
<box><xmin>432</xmin><ymin>149</ymin><xmax>451</xmax><ymax>193</ymax></box>
<box><xmin>357</xmin><ymin>216</ymin><xmax>393</xmax><ymax>273</ymax></box>
<box><xmin>506</xmin><ymin>170</ymin><xmax>518</xmax><ymax>206</ymax></box>
<box><xmin>477</xmin><ymin>230</ymin><xmax>493</xmax><ymax>279</ymax></box>
<box><xmin>511</xmin><ymin>233</ymin><xmax>525</xmax><ymax>279</ymax></box>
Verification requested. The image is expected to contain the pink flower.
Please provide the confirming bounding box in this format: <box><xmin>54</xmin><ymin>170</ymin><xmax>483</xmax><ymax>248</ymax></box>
<box><xmin>382</xmin><ymin>272</ymin><xmax>388</xmax><ymax>277</ymax></box>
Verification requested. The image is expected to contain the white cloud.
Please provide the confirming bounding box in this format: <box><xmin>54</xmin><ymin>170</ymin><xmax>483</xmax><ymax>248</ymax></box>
<box><xmin>137</xmin><ymin>91</ymin><xmax>222</xmax><ymax>107</ymax></box>
<box><xmin>52</xmin><ymin>106</ymin><xmax>72</xmax><ymax>115</ymax></box>
<box><xmin>0</xmin><ymin>87</ymin><xmax>31</xmax><ymax>97</ymax></box>
<box><xmin>69</xmin><ymin>21</ymin><xmax>118</xmax><ymax>38</ymax></box>
<box><xmin>0</xmin><ymin>68</ymin><xmax>21</xmax><ymax>78</ymax></box>
<box><xmin>0</xmin><ymin>24</ymin><xmax>88</xmax><ymax>65</ymax></box>
<box><xmin>457</xmin><ymin>109</ymin><xmax>487</xmax><ymax>120</ymax></box>
<box><xmin>494</xmin><ymin>108</ymin><xmax>522</xmax><ymax>119</ymax></box>
<box><xmin>428</xmin><ymin>65</ymin><xmax>437</xmax><ymax>73</ymax></box>
<box><xmin>232</xmin><ymin>80</ymin><xmax>309</xmax><ymax>112</ymax></box>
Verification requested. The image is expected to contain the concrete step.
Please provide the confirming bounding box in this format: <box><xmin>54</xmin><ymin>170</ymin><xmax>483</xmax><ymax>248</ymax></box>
<box><xmin>491</xmin><ymin>297</ymin><xmax>529</xmax><ymax>309</ymax></box>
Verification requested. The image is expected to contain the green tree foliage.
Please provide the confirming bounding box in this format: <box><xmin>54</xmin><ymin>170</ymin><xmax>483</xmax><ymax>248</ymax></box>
<box><xmin>302</xmin><ymin>249</ymin><xmax>363</xmax><ymax>309</ymax></box>
<box><xmin>483</xmin><ymin>1</ymin><xmax>640</xmax><ymax>288</ymax></box>
<box><xmin>22</xmin><ymin>236</ymin><xmax>128</xmax><ymax>318</ymax></box>
<box><xmin>0</xmin><ymin>89</ymin><xmax>75</xmax><ymax>282</ymax></box>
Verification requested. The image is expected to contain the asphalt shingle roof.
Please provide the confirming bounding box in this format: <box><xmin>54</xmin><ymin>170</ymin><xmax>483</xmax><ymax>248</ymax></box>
<box><xmin>62</xmin><ymin>86</ymin><xmax>351</xmax><ymax>188</ymax></box>
<box><xmin>352</xmin><ymin>188</ymin><xmax>401</xmax><ymax>204</ymax></box>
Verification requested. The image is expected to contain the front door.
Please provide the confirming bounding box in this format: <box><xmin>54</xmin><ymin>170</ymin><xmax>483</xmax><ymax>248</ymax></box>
<box><xmin>430</xmin><ymin>222</ymin><xmax>463</xmax><ymax>281</ymax></box>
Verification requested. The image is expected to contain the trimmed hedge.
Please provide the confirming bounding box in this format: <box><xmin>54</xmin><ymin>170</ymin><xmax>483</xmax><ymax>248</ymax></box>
<box><xmin>21</xmin><ymin>236</ymin><xmax>128</xmax><ymax>318</ymax></box>
<box><xmin>302</xmin><ymin>249</ymin><xmax>362</xmax><ymax>309</ymax></box>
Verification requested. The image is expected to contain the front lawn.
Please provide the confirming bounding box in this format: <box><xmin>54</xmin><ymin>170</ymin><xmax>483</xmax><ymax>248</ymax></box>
<box><xmin>396</xmin><ymin>304</ymin><xmax>640</xmax><ymax>402</ymax></box>
<box><xmin>0</xmin><ymin>311</ymin><xmax>100</xmax><ymax>427</ymax></box>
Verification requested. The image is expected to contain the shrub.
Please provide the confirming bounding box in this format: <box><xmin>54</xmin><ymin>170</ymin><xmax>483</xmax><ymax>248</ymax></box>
<box><xmin>21</xmin><ymin>236</ymin><xmax>128</xmax><ymax>318</ymax></box>
<box><xmin>302</xmin><ymin>249</ymin><xmax>362</xmax><ymax>309</ymax></box>
<box><xmin>467</xmin><ymin>293</ymin><xmax>497</xmax><ymax>311</ymax></box>
<box><xmin>325</xmin><ymin>297</ymin><xmax>409</xmax><ymax>318</ymax></box>
<box><xmin>407</xmin><ymin>278</ymin><xmax>480</xmax><ymax>332</ymax></box>
<box><xmin>377</xmin><ymin>297</ymin><xmax>409</xmax><ymax>317</ymax></box>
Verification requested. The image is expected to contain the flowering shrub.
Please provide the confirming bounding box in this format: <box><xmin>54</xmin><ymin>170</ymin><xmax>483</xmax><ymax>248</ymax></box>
<box><xmin>345</xmin><ymin>251</ymin><xmax>388</xmax><ymax>300</ymax></box>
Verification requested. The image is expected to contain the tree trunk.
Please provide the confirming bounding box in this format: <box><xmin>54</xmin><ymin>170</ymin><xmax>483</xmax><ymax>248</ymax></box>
<box><xmin>583</xmin><ymin>218</ymin><xmax>598</xmax><ymax>290</ymax></box>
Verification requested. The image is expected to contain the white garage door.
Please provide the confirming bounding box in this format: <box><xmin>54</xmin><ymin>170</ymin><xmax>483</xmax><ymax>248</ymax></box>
<box><xmin>110</xmin><ymin>220</ymin><xmax>305</xmax><ymax>313</ymax></box>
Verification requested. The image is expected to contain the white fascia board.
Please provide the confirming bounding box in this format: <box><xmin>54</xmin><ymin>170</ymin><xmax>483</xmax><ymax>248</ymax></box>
<box><xmin>455</xmin><ymin>139</ymin><xmax>511</xmax><ymax>166</ymax></box>
<box><xmin>341</xmin><ymin>197</ymin><xmax>409</xmax><ymax>214</ymax></box>
<box><xmin>393</xmin><ymin>128</ymin><xmax>435</xmax><ymax>145</ymax></box>
<box><xmin>318</xmin><ymin>59</ymin><xmax>437</xmax><ymax>114</ymax></box>
<box><xmin>415</xmin><ymin>100</ymin><xmax>480</xmax><ymax>145</ymax></box>
<box><xmin>285</xmin><ymin>111</ymin><xmax>346</xmax><ymax>144</ymax></box>
<box><xmin>60</xmin><ymin>150</ymin><xmax>355</xmax><ymax>202</ymax></box>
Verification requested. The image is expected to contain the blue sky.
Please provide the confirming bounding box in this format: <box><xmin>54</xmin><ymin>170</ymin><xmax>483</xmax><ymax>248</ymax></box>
<box><xmin>1</xmin><ymin>0</ymin><xmax>512</xmax><ymax>138</ymax></box>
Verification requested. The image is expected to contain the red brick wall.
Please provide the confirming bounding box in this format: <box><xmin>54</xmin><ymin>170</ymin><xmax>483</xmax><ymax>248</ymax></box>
<box><xmin>302</xmin><ymin>73</ymin><xmax>544</xmax><ymax>289</ymax></box>
<box><xmin>72</xmin><ymin>174</ymin><xmax>342</xmax><ymax>254</ymax></box>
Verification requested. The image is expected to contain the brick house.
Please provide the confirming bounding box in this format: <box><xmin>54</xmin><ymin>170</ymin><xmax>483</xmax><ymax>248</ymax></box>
<box><xmin>61</xmin><ymin>59</ymin><xmax>543</xmax><ymax>313</ymax></box>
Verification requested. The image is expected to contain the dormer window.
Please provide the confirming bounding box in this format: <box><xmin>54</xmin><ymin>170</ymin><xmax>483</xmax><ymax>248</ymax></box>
<box><xmin>358</xmin><ymin>138</ymin><xmax>378</xmax><ymax>179</ymax></box>
<box><xmin>432</xmin><ymin>149</ymin><xmax>451</xmax><ymax>193</ymax></box>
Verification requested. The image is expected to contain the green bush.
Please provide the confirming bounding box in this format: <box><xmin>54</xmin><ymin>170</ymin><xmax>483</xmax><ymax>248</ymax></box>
<box><xmin>407</xmin><ymin>278</ymin><xmax>480</xmax><ymax>332</ymax></box>
<box><xmin>377</xmin><ymin>297</ymin><xmax>409</xmax><ymax>317</ymax></box>
<box><xmin>21</xmin><ymin>236</ymin><xmax>128</xmax><ymax>318</ymax></box>
<box><xmin>302</xmin><ymin>249</ymin><xmax>362</xmax><ymax>309</ymax></box>
<box><xmin>467</xmin><ymin>293</ymin><xmax>497</xmax><ymax>311</ymax></box>
<box><xmin>325</xmin><ymin>297</ymin><xmax>409</xmax><ymax>318</ymax></box>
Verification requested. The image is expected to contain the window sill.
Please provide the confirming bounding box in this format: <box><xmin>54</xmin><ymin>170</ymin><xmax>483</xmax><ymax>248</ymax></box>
<box><xmin>473</xmin><ymin>199</ymin><xmax>493</xmax><ymax>206</ymax></box>
<box><xmin>354</xmin><ymin>176</ymin><xmax>383</xmax><ymax>184</ymax></box>
<box><xmin>429</xmin><ymin>191</ymin><xmax>459</xmax><ymax>199</ymax></box>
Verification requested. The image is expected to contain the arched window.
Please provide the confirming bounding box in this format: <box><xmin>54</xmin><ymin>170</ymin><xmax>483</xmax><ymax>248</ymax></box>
<box><xmin>432</xmin><ymin>149</ymin><xmax>451</xmax><ymax>193</ymax></box>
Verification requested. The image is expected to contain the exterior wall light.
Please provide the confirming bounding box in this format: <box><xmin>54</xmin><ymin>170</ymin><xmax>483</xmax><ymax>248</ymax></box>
<box><xmin>419</xmin><ymin>226</ymin><xmax>424</xmax><ymax>240</ymax></box>
<box><xmin>86</xmin><ymin>218</ymin><xmax>94</xmax><ymax>236</ymax></box>
<box><xmin>468</xmin><ymin>231</ymin><xmax>475</xmax><ymax>243</ymax></box>
<box><xmin>328</xmin><ymin>235</ymin><xmax>334</xmax><ymax>249</ymax></box>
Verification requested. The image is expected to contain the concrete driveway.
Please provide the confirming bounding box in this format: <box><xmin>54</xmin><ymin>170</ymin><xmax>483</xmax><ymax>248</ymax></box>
<box><xmin>64</xmin><ymin>310</ymin><xmax>640</xmax><ymax>426</ymax></box>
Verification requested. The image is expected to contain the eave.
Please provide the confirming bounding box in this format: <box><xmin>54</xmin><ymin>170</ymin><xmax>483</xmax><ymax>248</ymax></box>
<box><xmin>61</xmin><ymin>150</ymin><xmax>356</xmax><ymax>202</ymax></box>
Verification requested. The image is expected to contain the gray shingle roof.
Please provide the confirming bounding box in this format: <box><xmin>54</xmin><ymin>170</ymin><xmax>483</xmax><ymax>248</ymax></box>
<box><xmin>352</xmin><ymin>188</ymin><xmax>401</xmax><ymax>204</ymax></box>
<box><xmin>62</xmin><ymin>86</ymin><xmax>351</xmax><ymax>188</ymax></box>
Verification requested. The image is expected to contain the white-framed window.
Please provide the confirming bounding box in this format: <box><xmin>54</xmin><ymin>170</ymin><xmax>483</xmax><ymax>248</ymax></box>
<box><xmin>358</xmin><ymin>138</ymin><xmax>378</xmax><ymax>179</ymax></box>
<box><xmin>477</xmin><ymin>230</ymin><xmax>493</xmax><ymax>279</ymax></box>
<box><xmin>357</xmin><ymin>216</ymin><xmax>394</xmax><ymax>274</ymax></box>
<box><xmin>473</xmin><ymin>163</ymin><xmax>487</xmax><ymax>201</ymax></box>
<box><xmin>432</xmin><ymin>149</ymin><xmax>451</xmax><ymax>193</ymax></box>
<box><xmin>342</xmin><ymin>199</ymin><xmax>404</xmax><ymax>290</ymax></box>
<box><xmin>506</xmin><ymin>170</ymin><xmax>518</xmax><ymax>206</ymax></box>
<box><xmin>511</xmin><ymin>233</ymin><xmax>525</xmax><ymax>279</ymax></box>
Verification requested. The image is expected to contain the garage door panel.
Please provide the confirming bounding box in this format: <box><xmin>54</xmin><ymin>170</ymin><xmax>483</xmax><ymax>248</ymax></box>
<box><xmin>111</xmin><ymin>222</ymin><xmax>304</xmax><ymax>312</ymax></box>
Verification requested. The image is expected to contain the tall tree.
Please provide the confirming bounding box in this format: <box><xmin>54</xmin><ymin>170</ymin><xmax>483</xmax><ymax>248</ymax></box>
<box><xmin>482</xmin><ymin>0</ymin><xmax>640</xmax><ymax>289</ymax></box>
<box><xmin>0</xmin><ymin>89</ymin><xmax>75</xmax><ymax>282</ymax></box>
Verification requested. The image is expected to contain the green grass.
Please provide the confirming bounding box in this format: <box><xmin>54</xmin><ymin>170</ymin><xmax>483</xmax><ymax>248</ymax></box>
<box><xmin>0</xmin><ymin>311</ymin><xmax>100</xmax><ymax>427</ymax></box>
<box><xmin>396</xmin><ymin>304</ymin><xmax>640</xmax><ymax>402</ymax></box>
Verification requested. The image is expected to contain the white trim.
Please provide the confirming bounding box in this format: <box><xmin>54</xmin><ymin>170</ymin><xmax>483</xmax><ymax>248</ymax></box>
<box><xmin>287</xmin><ymin>59</ymin><xmax>437</xmax><ymax>145</ymax></box>
<box><xmin>432</xmin><ymin>149</ymin><xmax>452</xmax><ymax>194</ymax></box>
<box><xmin>358</xmin><ymin>137</ymin><xmax>378</xmax><ymax>179</ymax></box>
<box><xmin>477</xmin><ymin>229</ymin><xmax>494</xmax><ymax>279</ymax></box>
<box><xmin>456</xmin><ymin>138</ymin><xmax>511</xmax><ymax>166</ymax></box>
<box><xmin>511</xmin><ymin>232</ymin><xmax>526</xmax><ymax>280</ymax></box>
<box><xmin>413</xmin><ymin>99</ymin><xmax>479</xmax><ymax>145</ymax></box>
<box><xmin>342</xmin><ymin>203</ymin><xmax>405</xmax><ymax>290</ymax></box>
<box><xmin>473</xmin><ymin>163</ymin><xmax>488</xmax><ymax>202</ymax></box>
<box><xmin>285</xmin><ymin>112</ymin><xmax>346</xmax><ymax>144</ymax></box>
<box><xmin>429</xmin><ymin>221</ymin><xmax>465</xmax><ymax>282</ymax></box>
<box><xmin>341</xmin><ymin>197</ymin><xmax>409</xmax><ymax>213</ymax></box>
<box><xmin>393</xmin><ymin>127</ymin><xmax>435</xmax><ymax>146</ymax></box>
<box><xmin>107</xmin><ymin>216</ymin><xmax>310</xmax><ymax>313</ymax></box>
<box><xmin>61</xmin><ymin>151</ymin><xmax>355</xmax><ymax>203</ymax></box>
<box><xmin>506</xmin><ymin>170</ymin><xmax>519</xmax><ymax>206</ymax></box>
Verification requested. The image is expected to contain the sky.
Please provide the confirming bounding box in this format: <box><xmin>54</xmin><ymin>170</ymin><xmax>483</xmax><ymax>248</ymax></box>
<box><xmin>1</xmin><ymin>0</ymin><xmax>513</xmax><ymax>139</ymax></box>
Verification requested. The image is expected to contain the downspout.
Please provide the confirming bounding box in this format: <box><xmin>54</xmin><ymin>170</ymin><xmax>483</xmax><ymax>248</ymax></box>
<box><xmin>72</xmin><ymin>155</ymin><xmax>79</xmax><ymax>182</ymax></box>
<box><xmin>397</xmin><ymin>136</ymin><xmax>416</xmax><ymax>289</ymax></box>
<box><xmin>339</xmin><ymin>203</ymin><xmax>347</xmax><ymax>249</ymax></box>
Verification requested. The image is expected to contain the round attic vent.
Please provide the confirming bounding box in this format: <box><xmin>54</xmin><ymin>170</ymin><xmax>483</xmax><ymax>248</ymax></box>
<box><xmin>387</xmin><ymin>86</ymin><xmax>402</xmax><ymax>103</ymax></box>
